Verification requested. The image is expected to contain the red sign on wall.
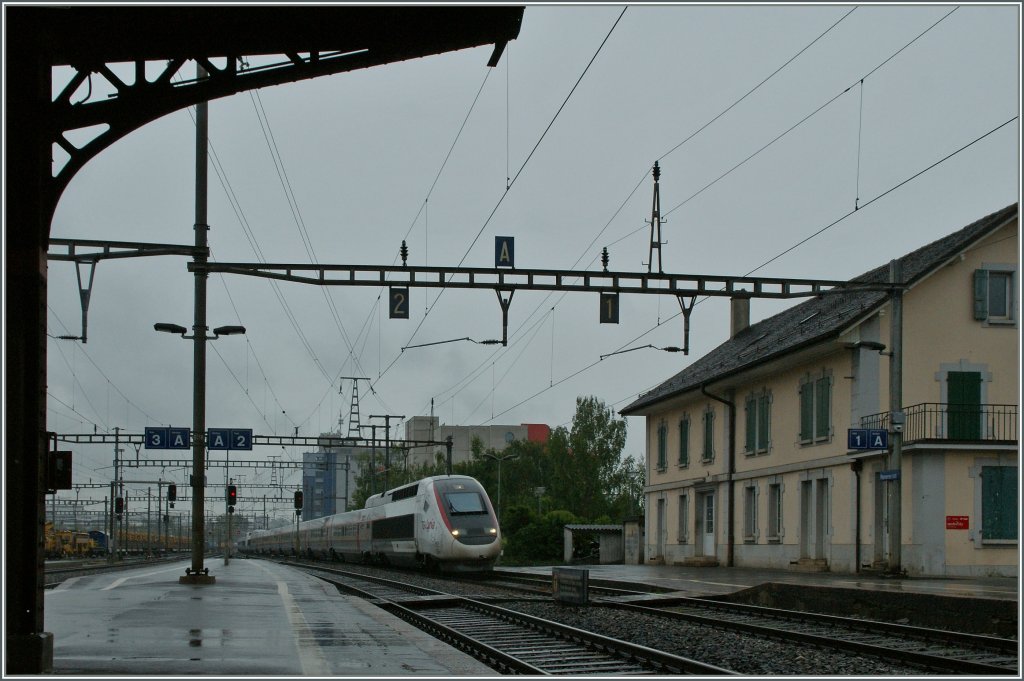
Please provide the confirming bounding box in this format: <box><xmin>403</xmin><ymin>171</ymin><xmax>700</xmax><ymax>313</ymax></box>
<box><xmin>946</xmin><ymin>515</ymin><xmax>969</xmax><ymax>530</ymax></box>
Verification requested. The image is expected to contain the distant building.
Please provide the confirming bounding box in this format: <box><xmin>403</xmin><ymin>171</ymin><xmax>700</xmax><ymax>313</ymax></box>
<box><xmin>403</xmin><ymin>416</ymin><xmax>551</xmax><ymax>468</ymax></box>
<box><xmin>301</xmin><ymin>440</ymin><xmax>359</xmax><ymax>520</ymax></box>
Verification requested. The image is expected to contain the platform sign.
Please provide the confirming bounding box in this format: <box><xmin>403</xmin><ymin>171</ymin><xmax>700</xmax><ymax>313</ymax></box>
<box><xmin>208</xmin><ymin>428</ymin><xmax>230</xmax><ymax>450</ymax></box>
<box><xmin>145</xmin><ymin>427</ymin><xmax>169</xmax><ymax>449</ymax></box>
<box><xmin>879</xmin><ymin>469</ymin><xmax>900</xmax><ymax>481</ymax></box>
<box><xmin>599</xmin><ymin>292</ymin><xmax>619</xmax><ymax>324</ymax></box>
<box><xmin>168</xmin><ymin>427</ymin><xmax>190</xmax><ymax>449</ymax></box>
<box><xmin>389</xmin><ymin>287</ymin><xmax>409</xmax><ymax>319</ymax></box>
<box><xmin>208</xmin><ymin>428</ymin><xmax>253</xmax><ymax>450</ymax></box>
<box><xmin>146</xmin><ymin>427</ymin><xmax>190</xmax><ymax>449</ymax></box>
<box><xmin>230</xmin><ymin>429</ymin><xmax>253</xmax><ymax>451</ymax></box>
<box><xmin>552</xmin><ymin>567</ymin><xmax>589</xmax><ymax>605</ymax></box>
<box><xmin>847</xmin><ymin>428</ymin><xmax>888</xmax><ymax>450</ymax></box>
<box><xmin>495</xmin><ymin>236</ymin><xmax>515</xmax><ymax>268</ymax></box>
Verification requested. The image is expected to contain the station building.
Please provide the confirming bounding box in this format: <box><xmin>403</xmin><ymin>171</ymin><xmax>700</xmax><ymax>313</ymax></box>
<box><xmin>621</xmin><ymin>204</ymin><xmax>1018</xmax><ymax>578</ymax></box>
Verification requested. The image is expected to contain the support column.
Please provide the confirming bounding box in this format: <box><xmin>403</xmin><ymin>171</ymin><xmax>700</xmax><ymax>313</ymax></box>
<box><xmin>4</xmin><ymin>43</ymin><xmax>54</xmax><ymax>673</ymax></box>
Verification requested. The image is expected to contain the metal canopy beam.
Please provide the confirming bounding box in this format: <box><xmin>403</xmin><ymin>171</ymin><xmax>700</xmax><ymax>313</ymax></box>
<box><xmin>194</xmin><ymin>261</ymin><xmax>897</xmax><ymax>299</ymax></box>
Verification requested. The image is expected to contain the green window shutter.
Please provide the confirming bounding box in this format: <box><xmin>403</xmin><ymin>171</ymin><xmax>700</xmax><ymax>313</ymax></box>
<box><xmin>703</xmin><ymin>411</ymin><xmax>714</xmax><ymax>459</ymax></box>
<box><xmin>982</xmin><ymin>466</ymin><xmax>1018</xmax><ymax>540</ymax></box>
<box><xmin>815</xmin><ymin>377</ymin><xmax>830</xmax><ymax>440</ymax></box>
<box><xmin>973</xmin><ymin>269</ymin><xmax>989</xmax><ymax>320</ymax></box>
<box><xmin>799</xmin><ymin>382</ymin><xmax>813</xmax><ymax>441</ymax></box>
<box><xmin>744</xmin><ymin>396</ymin><xmax>756</xmax><ymax>452</ymax></box>
<box><xmin>657</xmin><ymin>424</ymin><xmax>667</xmax><ymax>469</ymax></box>
<box><xmin>678</xmin><ymin>419</ymin><xmax>689</xmax><ymax>466</ymax></box>
<box><xmin>758</xmin><ymin>394</ymin><xmax>770</xmax><ymax>451</ymax></box>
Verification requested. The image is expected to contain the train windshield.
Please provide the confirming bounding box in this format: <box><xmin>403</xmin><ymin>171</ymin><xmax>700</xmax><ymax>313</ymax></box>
<box><xmin>445</xmin><ymin>491</ymin><xmax>486</xmax><ymax>515</ymax></box>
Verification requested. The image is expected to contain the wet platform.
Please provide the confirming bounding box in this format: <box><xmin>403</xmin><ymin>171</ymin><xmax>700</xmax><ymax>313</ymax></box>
<box><xmin>44</xmin><ymin>557</ymin><xmax>496</xmax><ymax>676</ymax></box>
<box><xmin>499</xmin><ymin>562</ymin><xmax>1019</xmax><ymax>602</ymax></box>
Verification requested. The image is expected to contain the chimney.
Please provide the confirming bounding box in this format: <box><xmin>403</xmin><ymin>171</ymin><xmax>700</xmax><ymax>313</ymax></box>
<box><xmin>730</xmin><ymin>293</ymin><xmax>751</xmax><ymax>338</ymax></box>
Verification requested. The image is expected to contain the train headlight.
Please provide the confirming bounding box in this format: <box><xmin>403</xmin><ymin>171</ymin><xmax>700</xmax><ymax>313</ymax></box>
<box><xmin>488</xmin><ymin>528</ymin><xmax>497</xmax><ymax>535</ymax></box>
<box><xmin>450</xmin><ymin>529</ymin><xmax>461</xmax><ymax>537</ymax></box>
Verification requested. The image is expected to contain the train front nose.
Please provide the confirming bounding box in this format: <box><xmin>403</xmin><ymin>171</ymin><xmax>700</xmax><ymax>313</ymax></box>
<box><xmin>449</xmin><ymin>524</ymin><xmax>499</xmax><ymax>545</ymax></box>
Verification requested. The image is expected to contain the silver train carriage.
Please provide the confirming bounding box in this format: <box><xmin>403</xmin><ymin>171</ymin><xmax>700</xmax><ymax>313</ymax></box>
<box><xmin>238</xmin><ymin>475</ymin><xmax>501</xmax><ymax>572</ymax></box>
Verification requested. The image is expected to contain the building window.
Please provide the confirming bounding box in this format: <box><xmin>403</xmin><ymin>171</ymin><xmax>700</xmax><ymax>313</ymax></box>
<box><xmin>974</xmin><ymin>268</ymin><xmax>1016</xmax><ymax>325</ymax></box>
<box><xmin>799</xmin><ymin>372</ymin><xmax>832</xmax><ymax>444</ymax></box>
<box><xmin>744</xmin><ymin>389</ymin><xmax>772</xmax><ymax>455</ymax></box>
<box><xmin>982</xmin><ymin>466</ymin><xmax>1018</xmax><ymax>542</ymax></box>
<box><xmin>767</xmin><ymin>483</ymin><xmax>782</xmax><ymax>541</ymax></box>
<box><xmin>678</xmin><ymin>416</ymin><xmax>690</xmax><ymax>468</ymax></box>
<box><xmin>702</xmin><ymin>407</ymin><xmax>715</xmax><ymax>462</ymax></box>
<box><xmin>677</xmin><ymin>493</ymin><xmax>689</xmax><ymax>543</ymax></box>
<box><xmin>656</xmin><ymin>421</ymin><xmax>667</xmax><ymax>471</ymax></box>
<box><xmin>743</xmin><ymin>485</ymin><xmax>757</xmax><ymax>542</ymax></box>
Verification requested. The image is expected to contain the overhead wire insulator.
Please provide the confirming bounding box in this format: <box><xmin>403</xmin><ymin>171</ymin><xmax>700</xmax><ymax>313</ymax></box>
<box><xmin>601</xmin><ymin>247</ymin><xmax>610</xmax><ymax>272</ymax></box>
<box><xmin>400</xmin><ymin>240</ymin><xmax>409</xmax><ymax>267</ymax></box>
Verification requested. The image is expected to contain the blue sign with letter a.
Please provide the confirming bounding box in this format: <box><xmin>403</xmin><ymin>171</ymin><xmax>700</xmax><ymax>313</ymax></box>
<box><xmin>208</xmin><ymin>428</ymin><xmax>230</xmax><ymax>450</ymax></box>
<box><xmin>495</xmin><ymin>236</ymin><xmax>515</xmax><ymax>268</ymax></box>
<box><xmin>167</xmin><ymin>427</ymin><xmax>190</xmax><ymax>449</ymax></box>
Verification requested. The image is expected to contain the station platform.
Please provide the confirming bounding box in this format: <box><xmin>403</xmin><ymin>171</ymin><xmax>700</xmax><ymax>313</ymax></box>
<box><xmin>501</xmin><ymin>562</ymin><xmax>1019</xmax><ymax>601</ymax></box>
<box><xmin>44</xmin><ymin>557</ymin><xmax>496</xmax><ymax>676</ymax></box>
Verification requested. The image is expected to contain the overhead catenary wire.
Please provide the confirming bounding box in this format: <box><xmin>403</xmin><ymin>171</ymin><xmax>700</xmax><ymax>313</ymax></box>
<box><xmin>483</xmin><ymin>114</ymin><xmax>1018</xmax><ymax>429</ymax></box>
<box><xmin>413</xmin><ymin>6</ymin><xmax>860</xmax><ymax>424</ymax></box>
<box><xmin>372</xmin><ymin>7</ymin><xmax>629</xmax><ymax>388</ymax></box>
<box><xmin>48</xmin><ymin>306</ymin><xmax>162</xmax><ymax>427</ymax></box>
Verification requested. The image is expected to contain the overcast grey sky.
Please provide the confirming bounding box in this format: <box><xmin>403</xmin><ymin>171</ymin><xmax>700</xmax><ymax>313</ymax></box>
<box><xmin>37</xmin><ymin>3</ymin><xmax>1020</xmax><ymax>522</ymax></box>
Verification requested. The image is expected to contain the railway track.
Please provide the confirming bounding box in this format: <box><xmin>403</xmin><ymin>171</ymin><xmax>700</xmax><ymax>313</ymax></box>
<box><xmin>602</xmin><ymin>595</ymin><xmax>1019</xmax><ymax>675</ymax></box>
<box><xmin>457</xmin><ymin>568</ymin><xmax>1018</xmax><ymax>675</ymax></box>
<box><xmin>285</xmin><ymin>560</ymin><xmax>736</xmax><ymax>675</ymax></box>
<box><xmin>278</xmin><ymin>558</ymin><xmax>1018</xmax><ymax>675</ymax></box>
<box><xmin>44</xmin><ymin>554</ymin><xmax>191</xmax><ymax>586</ymax></box>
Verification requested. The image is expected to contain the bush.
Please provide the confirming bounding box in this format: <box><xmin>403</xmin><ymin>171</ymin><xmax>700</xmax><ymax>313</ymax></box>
<box><xmin>503</xmin><ymin>509</ymin><xmax>579</xmax><ymax>562</ymax></box>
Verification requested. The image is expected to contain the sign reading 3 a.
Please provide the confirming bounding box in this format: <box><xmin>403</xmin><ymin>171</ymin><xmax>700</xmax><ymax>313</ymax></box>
<box><xmin>389</xmin><ymin>287</ymin><xmax>410</xmax><ymax>319</ymax></box>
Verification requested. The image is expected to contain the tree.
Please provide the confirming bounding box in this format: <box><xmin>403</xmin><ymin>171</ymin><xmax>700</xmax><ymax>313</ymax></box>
<box><xmin>548</xmin><ymin>396</ymin><xmax>627</xmax><ymax>521</ymax></box>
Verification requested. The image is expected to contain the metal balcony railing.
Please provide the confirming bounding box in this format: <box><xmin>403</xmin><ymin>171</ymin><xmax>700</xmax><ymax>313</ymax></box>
<box><xmin>860</xmin><ymin>403</ymin><xmax>1018</xmax><ymax>444</ymax></box>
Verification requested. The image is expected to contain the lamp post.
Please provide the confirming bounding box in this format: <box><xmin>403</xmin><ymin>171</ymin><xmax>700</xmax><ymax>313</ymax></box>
<box><xmin>155</xmin><ymin>321</ymin><xmax>245</xmax><ymax>583</ymax></box>
<box><xmin>481</xmin><ymin>451</ymin><xmax>518</xmax><ymax>522</ymax></box>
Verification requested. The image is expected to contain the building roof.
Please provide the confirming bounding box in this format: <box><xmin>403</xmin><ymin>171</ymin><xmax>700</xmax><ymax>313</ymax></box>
<box><xmin>621</xmin><ymin>204</ymin><xmax>1018</xmax><ymax>415</ymax></box>
<box><xmin>565</xmin><ymin>524</ymin><xmax>623</xmax><ymax>533</ymax></box>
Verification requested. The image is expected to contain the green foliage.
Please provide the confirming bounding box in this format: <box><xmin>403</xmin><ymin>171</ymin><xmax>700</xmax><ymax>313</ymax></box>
<box><xmin>501</xmin><ymin>504</ymin><xmax>533</xmax><ymax>534</ymax></box>
<box><xmin>503</xmin><ymin>509</ymin><xmax>579</xmax><ymax>562</ymax></box>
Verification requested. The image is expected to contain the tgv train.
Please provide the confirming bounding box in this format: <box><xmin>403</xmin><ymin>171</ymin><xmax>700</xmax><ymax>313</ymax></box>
<box><xmin>238</xmin><ymin>475</ymin><xmax>501</xmax><ymax>572</ymax></box>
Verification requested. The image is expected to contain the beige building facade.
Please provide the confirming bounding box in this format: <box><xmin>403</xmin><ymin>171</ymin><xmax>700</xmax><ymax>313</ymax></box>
<box><xmin>622</xmin><ymin>205</ymin><xmax>1018</xmax><ymax>578</ymax></box>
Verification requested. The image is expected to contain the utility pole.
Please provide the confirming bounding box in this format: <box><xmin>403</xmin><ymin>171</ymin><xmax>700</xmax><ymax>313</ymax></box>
<box><xmin>182</xmin><ymin>62</ymin><xmax>213</xmax><ymax>584</ymax></box>
<box><xmin>369</xmin><ymin>415</ymin><xmax>404</xmax><ymax>490</ymax></box>
<box><xmin>339</xmin><ymin>377</ymin><xmax>369</xmax><ymax>439</ymax></box>
<box><xmin>887</xmin><ymin>260</ymin><xmax>905</xmax><ymax>575</ymax></box>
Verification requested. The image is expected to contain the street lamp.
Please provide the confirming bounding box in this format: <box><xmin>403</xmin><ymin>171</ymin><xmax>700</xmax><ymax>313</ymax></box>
<box><xmin>481</xmin><ymin>451</ymin><xmax>518</xmax><ymax>522</ymax></box>
<box><xmin>154</xmin><ymin>323</ymin><xmax>246</xmax><ymax>338</ymax></box>
<box><xmin>154</xmin><ymin>320</ymin><xmax>245</xmax><ymax>583</ymax></box>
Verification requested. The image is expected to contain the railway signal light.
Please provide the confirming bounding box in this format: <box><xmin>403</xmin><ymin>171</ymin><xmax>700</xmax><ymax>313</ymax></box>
<box><xmin>167</xmin><ymin>483</ymin><xmax>176</xmax><ymax>502</ymax></box>
<box><xmin>294</xmin><ymin>490</ymin><xmax>303</xmax><ymax>510</ymax></box>
<box><xmin>227</xmin><ymin>485</ymin><xmax>237</xmax><ymax>506</ymax></box>
<box><xmin>115</xmin><ymin>497</ymin><xmax>124</xmax><ymax>515</ymax></box>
